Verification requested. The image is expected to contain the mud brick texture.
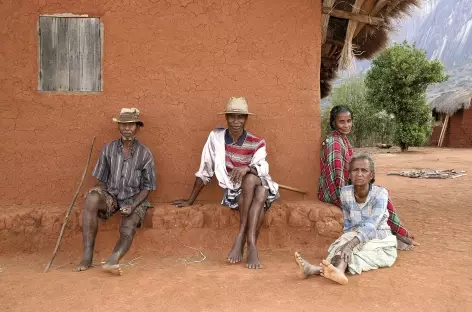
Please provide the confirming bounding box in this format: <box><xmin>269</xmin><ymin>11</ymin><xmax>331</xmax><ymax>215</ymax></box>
<box><xmin>0</xmin><ymin>0</ymin><xmax>322</xmax><ymax>207</ymax></box>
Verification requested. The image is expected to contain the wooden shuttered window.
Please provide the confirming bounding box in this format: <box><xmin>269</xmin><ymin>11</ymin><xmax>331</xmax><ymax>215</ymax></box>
<box><xmin>38</xmin><ymin>16</ymin><xmax>102</xmax><ymax>92</ymax></box>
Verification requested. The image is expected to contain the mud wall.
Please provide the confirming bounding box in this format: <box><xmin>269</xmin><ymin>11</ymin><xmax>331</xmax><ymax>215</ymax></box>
<box><xmin>0</xmin><ymin>0</ymin><xmax>321</xmax><ymax>206</ymax></box>
<box><xmin>430</xmin><ymin>109</ymin><xmax>472</xmax><ymax>148</ymax></box>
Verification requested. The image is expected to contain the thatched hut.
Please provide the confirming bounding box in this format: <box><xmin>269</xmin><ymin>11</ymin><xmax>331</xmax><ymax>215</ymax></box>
<box><xmin>429</xmin><ymin>89</ymin><xmax>472</xmax><ymax>147</ymax></box>
<box><xmin>321</xmin><ymin>0</ymin><xmax>419</xmax><ymax>98</ymax></box>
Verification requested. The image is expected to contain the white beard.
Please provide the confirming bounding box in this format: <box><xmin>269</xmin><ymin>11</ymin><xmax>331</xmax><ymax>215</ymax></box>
<box><xmin>121</xmin><ymin>136</ymin><xmax>134</xmax><ymax>141</ymax></box>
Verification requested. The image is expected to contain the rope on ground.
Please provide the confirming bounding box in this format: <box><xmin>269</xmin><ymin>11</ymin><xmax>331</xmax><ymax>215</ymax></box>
<box><xmin>95</xmin><ymin>257</ymin><xmax>143</xmax><ymax>268</ymax></box>
<box><xmin>172</xmin><ymin>236</ymin><xmax>207</xmax><ymax>266</ymax></box>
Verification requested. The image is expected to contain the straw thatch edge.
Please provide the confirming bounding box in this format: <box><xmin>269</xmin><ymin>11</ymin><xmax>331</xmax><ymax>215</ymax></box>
<box><xmin>429</xmin><ymin>89</ymin><xmax>472</xmax><ymax>116</ymax></box>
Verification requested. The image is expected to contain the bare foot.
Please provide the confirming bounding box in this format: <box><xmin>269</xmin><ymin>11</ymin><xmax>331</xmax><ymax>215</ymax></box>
<box><xmin>74</xmin><ymin>260</ymin><xmax>92</xmax><ymax>272</ymax></box>
<box><xmin>320</xmin><ymin>259</ymin><xmax>348</xmax><ymax>285</ymax></box>
<box><xmin>294</xmin><ymin>252</ymin><xmax>321</xmax><ymax>279</ymax></box>
<box><xmin>227</xmin><ymin>233</ymin><xmax>245</xmax><ymax>264</ymax></box>
<box><xmin>397</xmin><ymin>240</ymin><xmax>414</xmax><ymax>251</ymax></box>
<box><xmin>246</xmin><ymin>245</ymin><xmax>261</xmax><ymax>269</ymax></box>
<box><xmin>102</xmin><ymin>263</ymin><xmax>123</xmax><ymax>276</ymax></box>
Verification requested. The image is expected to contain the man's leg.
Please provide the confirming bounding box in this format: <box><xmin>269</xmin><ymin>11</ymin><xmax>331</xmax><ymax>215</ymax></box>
<box><xmin>227</xmin><ymin>174</ymin><xmax>261</xmax><ymax>264</ymax></box>
<box><xmin>319</xmin><ymin>255</ymin><xmax>349</xmax><ymax>285</ymax></box>
<box><xmin>75</xmin><ymin>191</ymin><xmax>108</xmax><ymax>272</ymax></box>
<box><xmin>227</xmin><ymin>188</ymin><xmax>250</xmax><ymax>263</ymax></box>
<box><xmin>246</xmin><ymin>184</ymin><xmax>267</xmax><ymax>269</ymax></box>
<box><xmin>102</xmin><ymin>212</ymin><xmax>141</xmax><ymax>275</ymax></box>
<box><xmin>294</xmin><ymin>252</ymin><xmax>322</xmax><ymax>279</ymax></box>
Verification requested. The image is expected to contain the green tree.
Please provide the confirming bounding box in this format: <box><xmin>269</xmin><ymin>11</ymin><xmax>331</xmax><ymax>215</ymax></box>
<box><xmin>322</xmin><ymin>77</ymin><xmax>395</xmax><ymax>147</ymax></box>
<box><xmin>365</xmin><ymin>41</ymin><xmax>447</xmax><ymax>151</ymax></box>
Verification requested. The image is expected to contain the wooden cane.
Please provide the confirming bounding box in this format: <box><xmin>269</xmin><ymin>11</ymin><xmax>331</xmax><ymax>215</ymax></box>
<box><xmin>44</xmin><ymin>137</ymin><xmax>96</xmax><ymax>273</ymax></box>
<box><xmin>278</xmin><ymin>184</ymin><xmax>307</xmax><ymax>194</ymax></box>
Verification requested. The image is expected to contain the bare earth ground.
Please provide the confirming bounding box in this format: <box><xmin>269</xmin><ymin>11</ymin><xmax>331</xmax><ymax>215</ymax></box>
<box><xmin>1</xmin><ymin>147</ymin><xmax>472</xmax><ymax>312</ymax></box>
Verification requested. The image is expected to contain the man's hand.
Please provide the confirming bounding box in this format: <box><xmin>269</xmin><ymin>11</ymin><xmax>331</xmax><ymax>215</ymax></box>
<box><xmin>230</xmin><ymin>166</ymin><xmax>251</xmax><ymax>184</ymax></box>
<box><xmin>172</xmin><ymin>199</ymin><xmax>194</xmax><ymax>208</ymax></box>
<box><xmin>120</xmin><ymin>205</ymin><xmax>136</xmax><ymax>217</ymax></box>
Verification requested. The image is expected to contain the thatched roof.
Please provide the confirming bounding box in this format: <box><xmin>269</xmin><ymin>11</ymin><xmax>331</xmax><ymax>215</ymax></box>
<box><xmin>321</xmin><ymin>0</ymin><xmax>419</xmax><ymax>98</ymax></box>
<box><xmin>430</xmin><ymin>89</ymin><xmax>472</xmax><ymax>116</ymax></box>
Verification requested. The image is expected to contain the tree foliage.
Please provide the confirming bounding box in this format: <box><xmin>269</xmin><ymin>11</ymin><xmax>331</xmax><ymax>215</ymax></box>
<box><xmin>365</xmin><ymin>41</ymin><xmax>447</xmax><ymax>151</ymax></box>
<box><xmin>322</xmin><ymin>77</ymin><xmax>395</xmax><ymax>147</ymax></box>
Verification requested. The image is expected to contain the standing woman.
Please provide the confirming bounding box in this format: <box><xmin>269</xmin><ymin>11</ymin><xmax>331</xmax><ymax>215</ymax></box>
<box><xmin>318</xmin><ymin>105</ymin><xmax>417</xmax><ymax>250</ymax></box>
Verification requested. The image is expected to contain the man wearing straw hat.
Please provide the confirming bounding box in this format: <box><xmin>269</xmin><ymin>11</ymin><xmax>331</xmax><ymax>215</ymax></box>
<box><xmin>75</xmin><ymin>108</ymin><xmax>156</xmax><ymax>275</ymax></box>
<box><xmin>173</xmin><ymin>97</ymin><xmax>279</xmax><ymax>269</ymax></box>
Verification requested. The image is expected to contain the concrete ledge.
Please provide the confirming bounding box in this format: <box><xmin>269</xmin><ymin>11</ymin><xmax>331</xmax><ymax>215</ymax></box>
<box><xmin>0</xmin><ymin>201</ymin><xmax>343</xmax><ymax>254</ymax></box>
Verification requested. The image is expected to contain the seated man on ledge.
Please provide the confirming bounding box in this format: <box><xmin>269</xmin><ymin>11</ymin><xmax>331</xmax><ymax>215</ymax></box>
<box><xmin>295</xmin><ymin>153</ymin><xmax>397</xmax><ymax>285</ymax></box>
<box><xmin>75</xmin><ymin>108</ymin><xmax>156</xmax><ymax>275</ymax></box>
<box><xmin>173</xmin><ymin>97</ymin><xmax>279</xmax><ymax>269</ymax></box>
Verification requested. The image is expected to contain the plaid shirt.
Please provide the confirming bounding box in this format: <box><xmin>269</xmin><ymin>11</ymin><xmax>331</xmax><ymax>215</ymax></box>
<box><xmin>93</xmin><ymin>139</ymin><xmax>157</xmax><ymax>200</ymax></box>
<box><xmin>340</xmin><ymin>185</ymin><xmax>392</xmax><ymax>244</ymax></box>
<box><xmin>318</xmin><ymin>131</ymin><xmax>413</xmax><ymax>239</ymax></box>
<box><xmin>318</xmin><ymin>131</ymin><xmax>353</xmax><ymax>207</ymax></box>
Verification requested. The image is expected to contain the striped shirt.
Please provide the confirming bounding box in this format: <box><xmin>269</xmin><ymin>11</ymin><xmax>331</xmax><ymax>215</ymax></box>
<box><xmin>224</xmin><ymin>130</ymin><xmax>266</xmax><ymax>173</ymax></box>
<box><xmin>340</xmin><ymin>184</ymin><xmax>392</xmax><ymax>244</ymax></box>
<box><xmin>92</xmin><ymin>139</ymin><xmax>157</xmax><ymax>200</ymax></box>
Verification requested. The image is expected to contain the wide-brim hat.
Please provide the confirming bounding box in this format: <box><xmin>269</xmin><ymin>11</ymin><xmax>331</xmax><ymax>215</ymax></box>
<box><xmin>112</xmin><ymin>108</ymin><xmax>144</xmax><ymax>127</ymax></box>
<box><xmin>217</xmin><ymin>97</ymin><xmax>254</xmax><ymax>115</ymax></box>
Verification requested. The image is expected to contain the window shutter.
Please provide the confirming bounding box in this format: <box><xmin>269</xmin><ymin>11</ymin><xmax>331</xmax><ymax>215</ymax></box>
<box><xmin>39</xmin><ymin>16</ymin><xmax>101</xmax><ymax>92</ymax></box>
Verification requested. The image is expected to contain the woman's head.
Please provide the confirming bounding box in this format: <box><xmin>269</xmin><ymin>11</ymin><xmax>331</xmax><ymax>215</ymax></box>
<box><xmin>349</xmin><ymin>153</ymin><xmax>375</xmax><ymax>186</ymax></box>
<box><xmin>329</xmin><ymin>105</ymin><xmax>353</xmax><ymax>135</ymax></box>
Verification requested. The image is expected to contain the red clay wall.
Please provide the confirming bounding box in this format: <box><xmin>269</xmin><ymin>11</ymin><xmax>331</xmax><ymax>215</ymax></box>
<box><xmin>430</xmin><ymin>109</ymin><xmax>472</xmax><ymax>148</ymax></box>
<box><xmin>0</xmin><ymin>0</ymin><xmax>321</xmax><ymax>206</ymax></box>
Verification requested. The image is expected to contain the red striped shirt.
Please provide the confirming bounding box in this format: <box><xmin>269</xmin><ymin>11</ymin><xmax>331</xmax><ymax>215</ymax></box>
<box><xmin>224</xmin><ymin>130</ymin><xmax>266</xmax><ymax>173</ymax></box>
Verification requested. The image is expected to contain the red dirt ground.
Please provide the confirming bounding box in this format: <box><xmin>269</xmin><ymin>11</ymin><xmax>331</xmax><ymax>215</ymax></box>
<box><xmin>1</xmin><ymin>147</ymin><xmax>472</xmax><ymax>312</ymax></box>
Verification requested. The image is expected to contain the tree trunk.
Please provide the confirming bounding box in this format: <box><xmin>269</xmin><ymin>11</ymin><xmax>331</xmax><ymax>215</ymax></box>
<box><xmin>400</xmin><ymin>142</ymin><xmax>409</xmax><ymax>152</ymax></box>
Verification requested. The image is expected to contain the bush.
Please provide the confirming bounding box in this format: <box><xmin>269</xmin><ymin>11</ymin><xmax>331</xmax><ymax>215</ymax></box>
<box><xmin>321</xmin><ymin>77</ymin><xmax>395</xmax><ymax>147</ymax></box>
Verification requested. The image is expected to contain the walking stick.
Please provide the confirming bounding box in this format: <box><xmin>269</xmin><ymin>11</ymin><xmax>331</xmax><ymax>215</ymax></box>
<box><xmin>44</xmin><ymin>137</ymin><xmax>96</xmax><ymax>273</ymax></box>
<box><xmin>278</xmin><ymin>184</ymin><xmax>307</xmax><ymax>194</ymax></box>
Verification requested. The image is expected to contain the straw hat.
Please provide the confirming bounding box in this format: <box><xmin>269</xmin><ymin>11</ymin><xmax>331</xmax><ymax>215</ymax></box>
<box><xmin>217</xmin><ymin>97</ymin><xmax>254</xmax><ymax>115</ymax></box>
<box><xmin>112</xmin><ymin>108</ymin><xmax>144</xmax><ymax>127</ymax></box>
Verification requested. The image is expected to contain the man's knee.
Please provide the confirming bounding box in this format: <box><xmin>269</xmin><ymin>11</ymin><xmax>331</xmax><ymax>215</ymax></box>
<box><xmin>84</xmin><ymin>191</ymin><xmax>102</xmax><ymax>212</ymax></box>
<box><xmin>241</xmin><ymin>174</ymin><xmax>261</xmax><ymax>191</ymax></box>
<box><xmin>253</xmin><ymin>186</ymin><xmax>268</xmax><ymax>204</ymax></box>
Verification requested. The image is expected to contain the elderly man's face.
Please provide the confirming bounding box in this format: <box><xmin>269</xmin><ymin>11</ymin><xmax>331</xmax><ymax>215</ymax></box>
<box><xmin>226</xmin><ymin>114</ymin><xmax>247</xmax><ymax>133</ymax></box>
<box><xmin>119</xmin><ymin>122</ymin><xmax>139</xmax><ymax>140</ymax></box>
<box><xmin>350</xmin><ymin>159</ymin><xmax>374</xmax><ymax>186</ymax></box>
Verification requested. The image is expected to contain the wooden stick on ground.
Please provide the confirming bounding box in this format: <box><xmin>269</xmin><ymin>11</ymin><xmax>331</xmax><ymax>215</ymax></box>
<box><xmin>278</xmin><ymin>184</ymin><xmax>307</xmax><ymax>194</ymax></box>
<box><xmin>44</xmin><ymin>137</ymin><xmax>96</xmax><ymax>273</ymax></box>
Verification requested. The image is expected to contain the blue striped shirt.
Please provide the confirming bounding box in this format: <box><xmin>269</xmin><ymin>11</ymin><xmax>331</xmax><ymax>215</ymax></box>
<box><xmin>340</xmin><ymin>184</ymin><xmax>392</xmax><ymax>243</ymax></box>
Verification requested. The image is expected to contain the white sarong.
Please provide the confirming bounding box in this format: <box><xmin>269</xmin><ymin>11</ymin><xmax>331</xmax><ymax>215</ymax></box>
<box><xmin>326</xmin><ymin>231</ymin><xmax>398</xmax><ymax>275</ymax></box>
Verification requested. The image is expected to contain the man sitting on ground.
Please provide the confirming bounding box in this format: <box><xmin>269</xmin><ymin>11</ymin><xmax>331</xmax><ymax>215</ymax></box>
<box><xmin>173</xmin><ymin>97</ymin><xmax>279</xmax><ymax>269</ymax></box>
<box><xmin>75</xmin><ymin>108</ymin><xmax>156</xmax><ymax>275</ymax></box>
<box><xmin>294</xmin><ymin>153</ymin><xmax>397</xmax><ymax>284</ymax></box>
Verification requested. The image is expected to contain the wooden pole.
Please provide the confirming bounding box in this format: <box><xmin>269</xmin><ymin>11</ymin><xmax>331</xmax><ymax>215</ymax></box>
<box><xmin>322</xmin><ymin>7</ymin><xmax>384</xmax><ymax>25</ymax></box>
<box><xmin>438</xmin><ymin>115</ymin><xmax>449</xmax><ymax>147</ymax></box>
<box><xmin>278</xmin><ymin>184</ymin><xmax>307</xmax><ymax>194</ymax></box>
<box><xmin>44</xmin><ymin>137</ymin><xmax>96</xmax><ymax>273</ymax></box>
<box><xmin>321</xmin><ymin>0</ymin><xmax>335</xmax><ymax>44</ymax></box>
